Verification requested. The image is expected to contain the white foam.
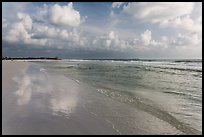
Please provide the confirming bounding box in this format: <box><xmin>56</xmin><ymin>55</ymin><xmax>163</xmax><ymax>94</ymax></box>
<box><xmin>90</xmin><ymin>112</ymin><xmax>98</xmax><ymax>117</ymax></box>
<box><xmin>75</xmin><ymin>79</ymin><xmax>80</xmax><ymax>84</ymax></box>
<box><xmin>40</xmin><ymin>68</ymin><xmax>46</xmax><ymax>72</ymax></box>
<box><xmin>105</xmin><ymin>119</ymin><xmax>122</xmax><ymax>135</ymax></box>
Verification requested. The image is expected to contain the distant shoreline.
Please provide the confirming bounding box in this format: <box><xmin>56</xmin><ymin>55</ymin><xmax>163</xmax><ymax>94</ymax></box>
<box><xmin>2</xmin><ymin>57</ymin><xmax>61</xmax><ymax>60</ymax></box>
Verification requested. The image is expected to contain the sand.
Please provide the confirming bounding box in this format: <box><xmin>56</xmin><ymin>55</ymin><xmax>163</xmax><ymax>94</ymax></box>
<box><xmin>2</xmin><ymin>61</ymin><xmax>184</xmax><ymax>135</ymax></box>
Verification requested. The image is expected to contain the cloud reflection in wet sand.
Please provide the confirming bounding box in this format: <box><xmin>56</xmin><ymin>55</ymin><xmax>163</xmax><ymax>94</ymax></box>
<box><xmin>12</xmin><ymin>64</ymin><xmax>78</xmax><ymax>118</ymax></box>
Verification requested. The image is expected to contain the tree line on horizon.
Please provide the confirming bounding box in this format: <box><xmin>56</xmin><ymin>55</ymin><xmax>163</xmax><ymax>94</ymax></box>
<box><xmin>2</xmin><ymin>56</ymin><xmax>61</xmax><ymax>60</ymax></box>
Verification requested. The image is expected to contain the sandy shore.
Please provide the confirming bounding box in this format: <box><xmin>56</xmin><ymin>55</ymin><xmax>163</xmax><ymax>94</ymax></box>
<box><xmin>2</xmin><ymin>61</ymin><xmax>28</xmax><ymax>134</ymax></box>
<box><xmin>2</xmin><ymin>61</ymin><xmax>184</xmax><ymax>135</ymax></box>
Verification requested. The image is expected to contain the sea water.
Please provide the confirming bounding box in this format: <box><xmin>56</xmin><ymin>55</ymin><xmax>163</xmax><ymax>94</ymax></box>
<box><xmin>37</xmin><ymin>59</ymin><xmax>202</xmax><ymax>134</ymax></box>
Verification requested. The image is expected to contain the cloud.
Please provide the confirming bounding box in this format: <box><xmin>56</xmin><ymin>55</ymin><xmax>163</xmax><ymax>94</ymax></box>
<box><xmin>4</xmin><ymin>13</ymin><xmax>33</xmax><ymax>43</ymax></box>
<box><xmin>48</xmin><ymin>2</ymin><xmax>81</xmax><ymax>27</ymax></box>
<box><xmin>31</xmin><ymin>23</ymin><xmax>87</xmax><ymax>49</ymax></box>
<box><xmin>17</xmin><ymin>12</ymin><xmax>33</xmax><ymax>30</ymax></box>
<box><xmin>2</xmin><ymin>2</ymin><xmax>202</xmax><ymax>59</ymax></box>
<box><xmin>3</xmin><ymin>12</ymin><xmax>48</xmax><ymax>46</ymax></box>
<box><xmin>172</xmin><ymin>33</ymin><xmax>201</xmax><ymax>47</ymax></box>
<box><xmin>109</xmin><ymin>2</ymin><xmax>201</xmax><ymax>58</ymax></box>
<box><xmin>3</xmin><ymin>2</ymin><xmax>85</xmax><ymax>48</ymax></box>
<box><xmin>112</xmin><ymin>2</ymin><xmax>124</xmax><ymax>8</ymax></box>
<box><xmin>91</xmin><ymin>31</ymin><xmax>129</xmax><ymax>51</ymax></box>
<box><xmin>160</xmin><ymin>15</ymin><xmax>202</xmax><ymax>33</ymax></box>
<box><xmin>123</xmin><ymin>2</ymin><xmax>194</xmax><ymax>24</ymax></box>
<box><xmin>132</xmin><ymin>29</ymin><xmax>167</xmax><ymax>49</ymax></box>
<box><xmin>91</xmin><ymin>29</ymin><xmax>168</xmax><ymax>53</ymax></box>
<box><xmin>141</xmin><ymin>29</ymin><xmax>152</xmax><ymax>45</ymax></box>
<box><xmin>2</xmin><ymin>2</ymin><xmax>32</xmax><ymax>21</ymax></box>
<box><xmin>121</xmin><ymin>2</ymin><xmax>201</xmax><ymax>36</ymax></box>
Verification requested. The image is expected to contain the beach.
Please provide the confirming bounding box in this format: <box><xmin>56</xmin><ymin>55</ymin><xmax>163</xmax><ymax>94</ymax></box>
<box><xmin>2</xmin><ymin>60</ymin><xmax>201</xmax><ymax>135</ymax></box>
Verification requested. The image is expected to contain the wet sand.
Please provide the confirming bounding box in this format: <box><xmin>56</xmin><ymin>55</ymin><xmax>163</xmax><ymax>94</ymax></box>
<box><xmin>2</xmin><ymin>61</ymin><xmax>184</xmax><ymax>135</ymax></box>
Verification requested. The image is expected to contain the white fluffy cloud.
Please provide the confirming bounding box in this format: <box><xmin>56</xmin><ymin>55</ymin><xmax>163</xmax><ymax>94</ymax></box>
<box><xmin>121</xmin><ymin>2</ymin><xmax>201</xmax><ymax>35</ymax></box>
<box><xmin>17</xmin><ymin>13</ymin><xmax>33</xmax><ymax>30</ymax></box>
<box><xmin>91</xmin><ymin>31</ymin><xmax>129</xmax><ymax>51</ymax></box>
<box><xmin>160</xmin><ymin>15</ymin><xmax>202</xmax><ymax>33</ymax></box>
<box><xmin>4</xmin><ymin>12</ymin><xmax>47</xmax><ymax>46</ymax></box>
<box><xmin>91</xmin><ymin>29</ymin><xmax>168</xmax><ymax>52</ymax></box>
<box><xmin>4</xmin><ymin>13</ymin><xmax>32</xmax><ymax>43</ymax></box>
<box><xmin>23</xmin><ymin>2</ymin><xmax>82</xmax><ymax>28</ymax></box>
<box><xmin>110</xmin><ymin>2</ymin><xmax>201</xmax><ymax>56</ymax></box>
<box><xmin>30</xmin><ymin>23</ymin><xmax>88</xmax><ymax>49</ymax></box>
<box><xmin>141</xmin><ymin>29</ymin><xmax>152</xmax><ymax>45</ymax></box>
<box><xmin>137</xmin><ymin>29</ymin><xmax>167</xmax><ymax>49</ymax></box>
<box><xmin>49</xmin><ymin>2</ymin><xmax>81</xmax><ymax>27</ymax></box>
<box><xmin>172</xmin><ymin>33</ymin><xmax>201</xmax><ymax>47</ymax></box>
<box><xmin>3</xmin><ymin>2</ymin><xmax>85</xmax><ymax>48</ymax></box>
<box><xmin>123</xmin><ymin>2</ymin><xmax>194</xmax><ymax>24</ymax></box>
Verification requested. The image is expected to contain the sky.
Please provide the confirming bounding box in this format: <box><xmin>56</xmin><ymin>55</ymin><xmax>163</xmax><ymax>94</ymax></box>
<box><xmin>2</xmin><ymin>2</ymin><xmax>202</xmax><ymax>59</ymax></box>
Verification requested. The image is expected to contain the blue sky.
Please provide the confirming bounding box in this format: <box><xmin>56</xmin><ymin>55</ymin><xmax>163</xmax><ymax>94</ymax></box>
<box><xmin>2</xmin><ymin>2</ymin><xmax>202</xmax><ymax>59</ymax></box>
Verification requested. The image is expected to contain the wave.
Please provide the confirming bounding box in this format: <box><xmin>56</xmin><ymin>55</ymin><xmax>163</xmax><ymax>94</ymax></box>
<box><xmin>173</xmin><ymin>59</ymin><xmax>202</xmax><ymax>63</ymax></box>
<box><xmin>146</xmin><ymin>65</ymin><xmax>202</xmax><ymax>73</ymax></box>
<box><xmin>49</xmin><ymin>65</ymin><xmax>76</xmax><ymax>69</ymax></box>
<box><xmin>62</xmin><ymin>59</ymin><xmax>202</xmax><ymax>63</ymax></box>
<box><xmin>163</xmin><ymin>91</ymin><xmax>201</xmax><ymax>103</ymax></box>
<box><xmin>163</xmin><ymin>91</ymin><xmax>200</xmax><ymax>98</ymax></box>
<box><xmin>62</xmin><ymin>59</ymin><xmax>92</xmax><ymax>62</ymax></box>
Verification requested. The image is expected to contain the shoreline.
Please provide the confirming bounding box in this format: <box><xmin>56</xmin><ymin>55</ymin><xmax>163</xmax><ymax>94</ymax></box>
<box><xmin>2</xmin><ymin>61</ymin><xmax>188</xmax><ymax>135</ymax></box>
<box><xmin>2</xmin><ymin>59</ymin><xmax>61</xmax><ymax>61</ymax></box>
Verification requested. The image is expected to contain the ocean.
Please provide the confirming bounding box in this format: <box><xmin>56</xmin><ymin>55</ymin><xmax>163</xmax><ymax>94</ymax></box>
<box><xmin>34</xmin><ymin>59</ymin><xmax>202</xmax><ymax>134</ymax></box>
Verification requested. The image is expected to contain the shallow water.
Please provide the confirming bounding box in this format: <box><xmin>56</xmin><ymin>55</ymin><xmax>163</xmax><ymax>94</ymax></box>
<box><xmin>38</xmin><ymin>59</ymin><xmax>202</xmax><ymax>134</ymax></box>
